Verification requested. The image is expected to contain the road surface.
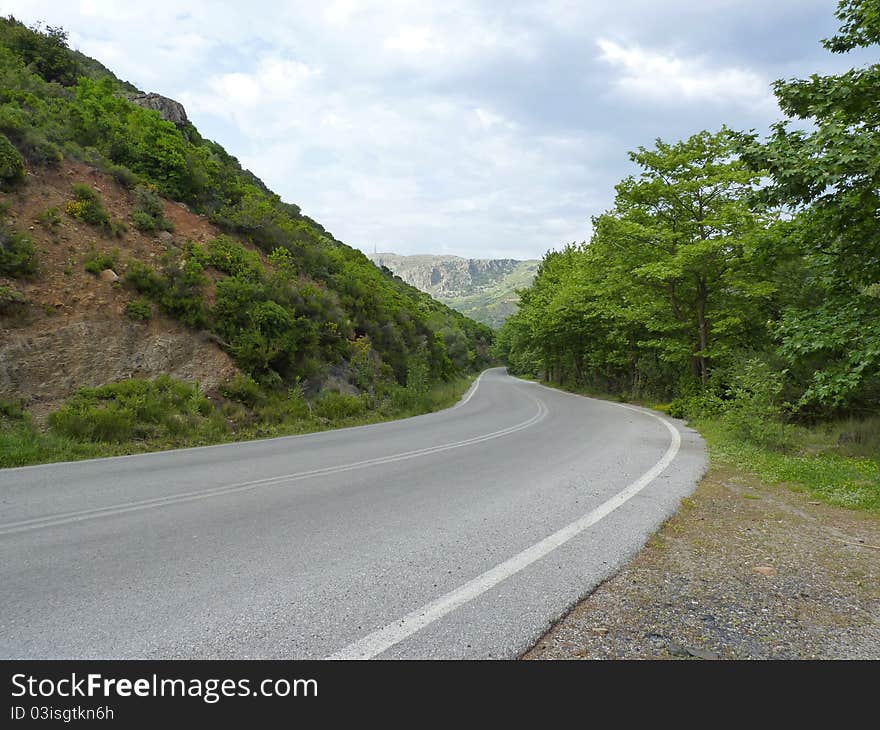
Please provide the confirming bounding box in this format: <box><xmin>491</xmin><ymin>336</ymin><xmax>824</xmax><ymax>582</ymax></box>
<box><xmin>0</xmin><ymin>368</ymin><xmax>706</xmax><ymax>659</ymax></box>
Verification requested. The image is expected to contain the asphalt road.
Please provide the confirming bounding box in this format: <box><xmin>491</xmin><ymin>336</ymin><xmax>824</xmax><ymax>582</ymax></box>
<box><xmin>0</xmin><ymin>368</ymin><xmax>706</xmax><ymax>659</ymax></box>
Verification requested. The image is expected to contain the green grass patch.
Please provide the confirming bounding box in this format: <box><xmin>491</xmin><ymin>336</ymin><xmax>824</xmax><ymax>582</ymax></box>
<box><xmin>697</xmin><ymin>418</ymin><xmax>880</xmax><ymax>512</ymax></box>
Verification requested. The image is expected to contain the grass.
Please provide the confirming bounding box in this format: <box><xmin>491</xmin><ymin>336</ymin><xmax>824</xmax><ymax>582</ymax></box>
<box><xmin>696</xmin><ymin>418</ymin><xmax>880</xmax><ymax>512</ymax></box>
<box><xmin>0</xmin><ymin>373</ymin><xmax>478</xmax><ymax>469</ymax></box>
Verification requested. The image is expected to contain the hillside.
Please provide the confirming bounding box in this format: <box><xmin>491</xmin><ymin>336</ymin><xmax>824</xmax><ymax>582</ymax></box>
<box><xmin>370</xmin><ymin>252</ymin><xmax>539</xmax><ymax>328</ymax></box>
<box><xmin>0</xmin><ymin>18</ymin><xmax>493</xmax><ymax>464</ymax></box>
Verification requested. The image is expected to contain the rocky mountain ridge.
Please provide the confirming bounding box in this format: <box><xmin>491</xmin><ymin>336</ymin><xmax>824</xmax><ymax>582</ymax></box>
<box><xmin>369</xmin><ymin>252</ymin><xmax>539</xmax><ymax>328</ymax></box>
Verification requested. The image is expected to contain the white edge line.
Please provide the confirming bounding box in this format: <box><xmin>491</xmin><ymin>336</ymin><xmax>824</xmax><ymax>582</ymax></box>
<box><xmin>327</xmin><ymin>392</ymin><xmax>681</xmax><ymax>660</ymax></box>
<box><xmin>1</xmin><ymin>369</ymin><xmax>496</xmax><ymax>474</ymax></box>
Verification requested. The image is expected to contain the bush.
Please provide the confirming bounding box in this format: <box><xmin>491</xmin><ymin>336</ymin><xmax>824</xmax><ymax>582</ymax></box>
<box><xmin>84</xmin><ymin>248</ymin><xmax>118</xmax><ymax>275</ymax></box>
<box><xmin>65</xmin><ymin>184</ymin><xmax>110</xmax><ymax>228</ymax></box>
<box><xmin>48</xmin><ymin>376</ymin><xmax>223</xmax><ymax>443</ymax></box>
<box><xmin>0</xmin><ymin>226</ymin><xmax>38</xmax><ymax>277</ymax></box>
<box><xmin>0</xmin><ymin>133</ymin><xmax>25</xmax><ymax>189</ymax></box>
<box><xmin>0</xmin><ymin>399</ymin><xmax>25</xmax><ymax>421</ymax></box>
<box><xmin>124</xmin><ymin>260</ymin><xmax>165</xmax><ymax>297</ymax></box>
<box><xmin>313</xmin><ymin>391</ymin><xmax>367</xmax><ymax>420</ymax></box>
<box><xmin>668</xmin><ymin>391</ymin><xmax>725</xmax><ymax>419</ymax></box>
<box><xmin>720</xmin><ymin>358</ymin><xmax>792</xmax><ymax>449</ymax></box>
<box><xmin>36</xmin><ymin>207</ymin><xmax>61</xmax><ymax>228</ymax></box>
<box><xmin>220</xmin><ymin>374</ymin><xmax>265</xmax><ymax>407</ymax></box>
<box><xmin>105</xmin><ymin>163</ymin><xmax>140</xmax><ymax>189</ymax></box>
<box><xmin>0</xmin><ymin>284</ymin><xmax>27</xmax><ymax>313</ymax></box>
<box><xmin>131</xmin><ymin>185</ymin><xmax>173</xmax><ymax>233</ymax></box>
<box><xmin>131</xmin><ymin>210</ymin><xmax>157</xmax><ymax>232</ymax></box>
<box><xmin>202</xmin><ymin>236</ymin><xmax>261</xmax><ymax>278</ymax></box>
<box><xmin>125</xmin><ymin>298</ymin><xmax>152</xmax><ymax>321</ymax></box>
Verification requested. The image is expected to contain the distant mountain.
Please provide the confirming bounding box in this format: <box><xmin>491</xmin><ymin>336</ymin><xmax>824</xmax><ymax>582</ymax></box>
<box><xmin>370</xmin><ymin>253</ymin><xmax>539</xmax><ymax>328</ymax></box>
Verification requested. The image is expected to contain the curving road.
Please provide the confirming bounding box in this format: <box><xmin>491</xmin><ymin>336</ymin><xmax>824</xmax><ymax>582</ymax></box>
<box><xmin>0</xmin><ymin>368</ymin><xmax>706</xmax><ymax>659</ymax></box>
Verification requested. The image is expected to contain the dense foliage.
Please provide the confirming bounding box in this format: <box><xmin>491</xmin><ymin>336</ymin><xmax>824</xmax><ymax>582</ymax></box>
<box><xmin>0</xmin><ymin>15</ymin><xmax>492</xmax><ymax>395</ymax></box>
<box><xmin>497</xmin><ymin>1</ymin><xmax>879</xmax><ymax>431</ymax></box>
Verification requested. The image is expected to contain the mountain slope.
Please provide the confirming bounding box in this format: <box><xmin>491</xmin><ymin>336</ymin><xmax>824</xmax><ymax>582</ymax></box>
<box><xmin>0</xmin><ymin>17</ymin><xmax>494</xmax><ymax>464</ymax></box>
<box><xmin>0</xmin><ymin>17</ymin><xmax>492</xmax><ymax>386</ymax></box>
<box><xmin>370</xmin><ymin>252</ymin><xmax>539</xmax><ymax>327</ymax></box>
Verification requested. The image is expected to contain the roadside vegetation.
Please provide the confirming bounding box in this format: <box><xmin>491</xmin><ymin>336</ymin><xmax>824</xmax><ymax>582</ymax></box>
<box><xmin>495</xmin><ymin>1</ymin><xmax>879</xmax><ymax>512</ymax></box>
<box><xmin>0</xmin><ymin>373</ymin><xmax>476</xmax><ymax>468</ymax></box>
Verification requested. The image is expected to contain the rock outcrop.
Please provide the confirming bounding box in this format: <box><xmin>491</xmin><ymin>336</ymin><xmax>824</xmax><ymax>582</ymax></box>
<box><xmin>0</xmin><ymin>314</ymin><xmax>236</xmax><ymax>417</ymax></box>
<box><xmin>369</xmin><ymin>252</ymin><xmax>539</xmax><ymax>327</ymax></box>
<box><xmin>130</xmin><ymin>93</ymin><xmax>188</xmax><ymax>127</ymax></box>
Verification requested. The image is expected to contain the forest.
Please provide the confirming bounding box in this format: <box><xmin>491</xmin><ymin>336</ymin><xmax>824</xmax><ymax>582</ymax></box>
<box><xmin>495</xmin><ymin>0</ymin><xmax>879</xmax><ymax>500</ymax></box>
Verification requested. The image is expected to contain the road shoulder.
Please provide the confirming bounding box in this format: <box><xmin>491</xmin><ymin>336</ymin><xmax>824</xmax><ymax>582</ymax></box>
<box><xmin>524</xmin><ymin>460</ymin><xmax>880</xmax><ymax>660</ymax></box>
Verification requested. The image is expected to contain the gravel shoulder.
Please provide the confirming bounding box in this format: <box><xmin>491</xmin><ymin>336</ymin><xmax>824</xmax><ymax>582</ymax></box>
<box><xmin>524</xmin><ymin>461</ymin><xmax>880</xmax><ymax>660</ymax></box>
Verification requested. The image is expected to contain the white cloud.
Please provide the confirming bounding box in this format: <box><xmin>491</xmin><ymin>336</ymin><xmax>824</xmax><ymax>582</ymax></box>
<box><xmin>597</xmin><ymin>38</ymin><xmax>774</xmax><ymax>109</ymax></box>
<box><xmin>3</xmin><ymin>0</ymin><xmax>836</xmax><ymax>260</ymax></box>
<box><xmin>383</xmin><ymin>26</ymin><xmax>444</xmax><ymax>55</ymax></box>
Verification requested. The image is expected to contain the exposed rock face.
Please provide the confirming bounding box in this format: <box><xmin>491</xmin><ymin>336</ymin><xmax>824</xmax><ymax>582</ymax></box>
<box><xmin>0</xmin><ymin>315</ymin><xmax>237</xmax><ymax>416</ymax></box>
<box><xmin>369</xmin><ymin>252</ymin><xmax>539</xmax><ymax>328</ymax></box>
<box><xmin>371</xmin><ymin>253</ymin><xmax>522</xmax><ymax>298</ymax></box>
<box><xmin>130</xmin><ymin>93</ymin><xmax>188</xmax><ymax>127</ymax></box>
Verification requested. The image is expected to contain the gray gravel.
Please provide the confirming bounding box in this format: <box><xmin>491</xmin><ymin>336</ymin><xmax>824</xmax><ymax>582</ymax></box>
<box><xmin>525</xmin><ymin>462</ymin><xmax>880</xmax><ymax>660</ymax></box>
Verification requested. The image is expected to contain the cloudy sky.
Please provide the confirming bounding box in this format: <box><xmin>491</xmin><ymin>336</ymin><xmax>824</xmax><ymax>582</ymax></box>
<box><xmin>4</xmin><ymin>1</ymin><xmax>866</xmax><ymax>259</ymax></box>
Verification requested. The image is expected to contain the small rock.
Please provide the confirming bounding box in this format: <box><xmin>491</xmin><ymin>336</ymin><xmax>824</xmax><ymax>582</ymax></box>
<box><xmin>98</xmin><ymin>269</ymin><xmax>119</xmax><ymax>283</ymax></box>
<box><xmin>667</xmin><ymin>642</ymin><xmax>689</xmax><ymax>657</ymax></box>
<box><xmin>686</xmin><ymin>646</ymin><xmax>720</xmax><ymax>660</ymax></box>
<box><xmin>591</xmin><ymin>627</ymin><xmax>609</xmax><ymax>636</ymax></box>
<box><xmin>753</xmin><ymin>566</ymin><xmax>777</xmax><ymax>577</ymax></box>
<box><xmin>158</xmin><ymin>230</ymin><xmax>174</xmax><ymax>244</ymax></box>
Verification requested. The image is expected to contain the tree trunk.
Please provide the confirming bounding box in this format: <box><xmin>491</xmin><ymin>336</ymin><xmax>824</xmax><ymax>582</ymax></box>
<box><xmin>695</xmin><ymin>278</ymin><xmax>709</xmax><ymax>386</ymax></box>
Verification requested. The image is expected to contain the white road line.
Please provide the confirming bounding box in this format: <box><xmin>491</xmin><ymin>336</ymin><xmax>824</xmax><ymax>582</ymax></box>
<box><xmin>448</xmin><ymin>369</ymin><xmax>487</xmax><ymax>410</ymax></box>
<box><xmin>327</xmin><ymin>403</ymin><xmax>681</xmax><ymax>660</ymax></box>
<box><xmin>0</xmin><ymin>388</ymin><xmax>546</xmax><ymax>537</ymax></box>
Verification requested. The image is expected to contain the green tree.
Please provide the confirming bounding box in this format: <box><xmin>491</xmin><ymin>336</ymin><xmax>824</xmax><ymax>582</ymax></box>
<box><xmin>739</xmin><ymin>0</ymin><xmax>880</xmax><ymax>411</ymax></box>
<box><xmin>599</xmin><ymin>128</ymin><xmax>771</xmax><ymax>385</ymax></box>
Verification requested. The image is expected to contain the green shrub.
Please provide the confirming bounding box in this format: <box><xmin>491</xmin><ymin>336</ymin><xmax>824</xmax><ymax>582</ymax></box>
<box><xmin>65</xmin><ymin>184</ymin><xmax>110</xmax><ymax>228</ymax></box>
<box><xmin>0</xmin><ymin>226</ymin><xmax>38</xmax><ymax>277</ymax></box>
<box><xmin>0</xmin><ymin>284</ymin><xmax>27</xmax><ymax>313</ymax></box>
<box><xmin>125</xmin><ymin>298</ymin><xmax>152</xmax><ymax>321</ymax></box>
<box><xmin>0</xmin><ymin>133</ymin><xmax>25</xmax><ymax>189</ymax></box>
<box><xmin>254</xmin><ymin>386</ymin><xmax>311</xmax><ymax>424</ymax></box>
<box><xmin>668</xmin><ymin>391</ymin><xmax>725</xmax><ymax>419</ymax></box>
<box><xmin>131</xmin><ymin>185</ymin><xmax>174</xmax><ymax>233</ymax></box>
<box><xmin>105</xmin><ymin>163</ymin><xmax>140</xmax><ymax>189</ymax></box>
<box><xmin>36</xmin><ymin>206</ymin><xmax>61</xmax><ymax>228</ymax></box>
<box><xmin>313</xmin><ymin>391</ymin><xmax>366</xmax><ymax>420</ymax></box>
<box><xmin>48</xmin><ymin>376</ymin><xmax>223</xmax><ymax>444</ymax></box>
<box><xmin>108</xmin><ymin>219</ymin><xmax>127</xmax><ymax>238</ymax></box>
<box><xmin>125</xmin><ymin>254</ymin><xmax>207</xmax><ymax>328</ymax></box>
<box><xmin>50</xmin><ymin>406</ymin><xmax>134</xmax><ymax>442</ymax></box>
<box><xmin>158</xmin><ymin>255</ymin><xmax>208</xmax><ymax>328</ymax></box>
<box><xmin>124</xmin><ymin>260</ymin><xmax>165</xmax><ymax>297</ymax></box>
<box><xmin>220</xmin><ymin>374</ymin><xmax>265</xmax><ymax>407</ymax></box>
<box><xmin>0</xmin><ymin>398</ymin><xmax>25</xmax><ymax>421</ymax></box>
<box><xmin>202</xmin><ymin>235</ymin><xmax>261</xmax><ymax>278</ymax></box>
<box><xmin>719</xmin><ymin>359</ymin><xmax>792</xmax><ymax>450</ymax></box>
<box><xmin>84</xmin><ymin>248</ymin><xmax>119</xmax><ymax>275</ymax></box>
<box><xmin>131</xmin><ymin>210</ymin><xmax>157</xmax><ymax>232</ymax></box>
